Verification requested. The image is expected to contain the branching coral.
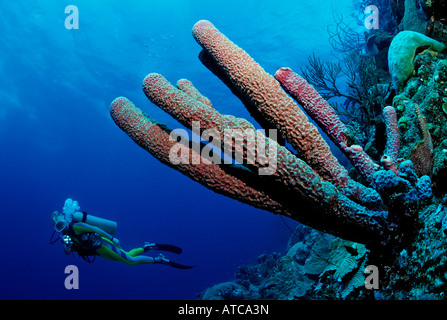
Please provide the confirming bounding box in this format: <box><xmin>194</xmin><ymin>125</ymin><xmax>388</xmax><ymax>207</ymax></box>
<box><xmin>110</xmin><ymin>20</ymin><xmax>433</xmax><ymax>255</ymax></box>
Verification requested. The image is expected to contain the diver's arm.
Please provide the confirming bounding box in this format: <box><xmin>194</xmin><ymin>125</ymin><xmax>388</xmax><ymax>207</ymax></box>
<box><xmin>72</xmin><ymin>222</ymin><xmax>119</xmax><ymax>244</ymax></box>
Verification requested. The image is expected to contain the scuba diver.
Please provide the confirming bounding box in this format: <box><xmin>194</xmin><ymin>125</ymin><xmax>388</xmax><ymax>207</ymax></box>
<box><xmin>50</xmin><ymin>199</ymin><xmax>196</xmax><ymax>269</ymax></box>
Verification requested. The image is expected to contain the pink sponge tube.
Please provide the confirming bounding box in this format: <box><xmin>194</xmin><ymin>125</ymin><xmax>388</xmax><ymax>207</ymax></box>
<box><xmin>275</xmin><ymin>67</ymin><xmax>349</xmax><ymax>146</ymax></box>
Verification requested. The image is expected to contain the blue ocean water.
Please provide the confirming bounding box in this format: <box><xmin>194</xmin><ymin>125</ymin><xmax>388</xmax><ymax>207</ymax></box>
<box><xmin>0</xmin><ymin>0</ymin><xmax>358</xmax><ymax>299</ymax></box>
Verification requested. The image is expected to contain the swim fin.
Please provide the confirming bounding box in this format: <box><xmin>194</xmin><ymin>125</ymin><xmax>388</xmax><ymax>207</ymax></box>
<box><xmin>154</xmin><ymin>254</ymin><xmax>196</xmax><ymax>269</ymax></box>
<box><xmin>167</xmin><ymin>260</ymin><xmax>197</xmax><ymax>269</ymax></box>
<box><xmin>144</xmin><ymin>242</ymin><xmax>183</xmax><ymax>254</ymax></box>
<box><xmin>154</xmin><ymin>243</ymin><xmax>183</xmax><ymax>254</ymax></box>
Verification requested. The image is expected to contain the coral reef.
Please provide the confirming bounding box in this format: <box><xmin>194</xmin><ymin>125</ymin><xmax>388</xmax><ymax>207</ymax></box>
<box><xmin>394</xmin><ymin>49</ymin><xmax>447</xmax><ymax>194</ymax></box>
<box><xmin>200</xmin><ymin>282</ymin><xmax>248</xmax><ymax>300</ymax></box>
<box><xmin>197</xmin><ymin>225</ymin><xmax>372</xmax><ymax>300</ymax></box>
<box><xmin>200</xmin><ymin>195</ymin><xmax>447</xmax><ymax>300</ymax></box>
<box><xmin>109</xmin><ymin>15</ymin><xmax>447</xmax><ymax>299</ymax></box>
<box><xmin>198</xmin><ymin>23</ymin><xmax>447</xmax><ymax>300</ymax></box>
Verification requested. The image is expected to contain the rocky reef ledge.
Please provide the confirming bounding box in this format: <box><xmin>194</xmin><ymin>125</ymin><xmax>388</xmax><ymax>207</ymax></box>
<box><xmin>199</xmin><ymin>195</ymin><xmax>447</xmax><ymax>300</ymax></box>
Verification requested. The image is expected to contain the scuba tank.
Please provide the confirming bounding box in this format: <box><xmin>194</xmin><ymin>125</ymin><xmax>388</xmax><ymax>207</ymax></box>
<box><xmin>73</xmin><ymin>211</ymin><xmax>117</xmax><ymax>234</ymax></box>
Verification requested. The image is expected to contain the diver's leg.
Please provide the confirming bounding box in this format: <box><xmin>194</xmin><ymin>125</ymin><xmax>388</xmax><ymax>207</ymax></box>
<box><xmin>99</xmin><ymin>240</ymin><xmax>194</xmax><ymax>268</ymax></box>
<box><xmin>127</xmin><ymin>242</ymin><xmax>181</xmax><ymax>257</ymax></box>
<box><xmin>99</xmin><ymin>241</ymin><xmax>155</xmax><ymax>265</ymax></box>
<box><xmin>128</xmin><ymin>247</ymin><xmax>144</xmax><ymax>257</ymax></box>
<box><xmin>125</xmin><ymin>254</ymin><xmax>156</xmax><ymax>265</ymax></box>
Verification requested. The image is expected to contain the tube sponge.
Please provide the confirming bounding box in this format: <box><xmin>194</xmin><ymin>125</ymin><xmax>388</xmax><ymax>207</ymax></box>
<box><xmin>388</xmin><ymin>31</ymin><xmax>445</xmax><ymax>92</ymax></box>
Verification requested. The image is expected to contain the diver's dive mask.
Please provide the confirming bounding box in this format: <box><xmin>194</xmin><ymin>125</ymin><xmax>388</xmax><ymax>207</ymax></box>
<box><xmin>51</xmin><ymin>211</ymin><xmax>67</xmax><ymax>232</ymax></box>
